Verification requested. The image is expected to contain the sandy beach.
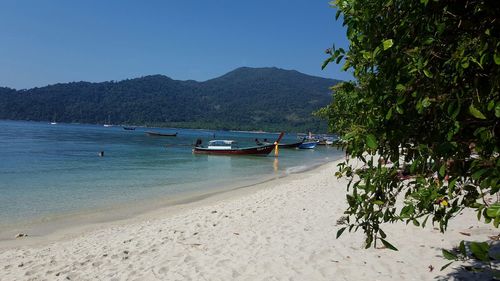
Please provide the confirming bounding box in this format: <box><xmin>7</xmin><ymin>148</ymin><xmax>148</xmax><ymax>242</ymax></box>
<box><xmin>0</xmin><ymin>159</ymin><xmax>496</xmax><ymax>281</ymax></box>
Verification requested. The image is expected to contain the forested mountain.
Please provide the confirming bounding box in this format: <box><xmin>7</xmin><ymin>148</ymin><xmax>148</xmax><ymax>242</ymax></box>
<box><xmin>0</xmin><ymin>67</ymin><xmax>340</xmax><ymax>132</ymax></box>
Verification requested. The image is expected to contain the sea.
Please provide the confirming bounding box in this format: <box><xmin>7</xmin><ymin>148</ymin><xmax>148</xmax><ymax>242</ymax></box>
<box><xmin>0</xmin><ymin>120</ymin><xmax>343</xmax><ymax>237</ymax></box>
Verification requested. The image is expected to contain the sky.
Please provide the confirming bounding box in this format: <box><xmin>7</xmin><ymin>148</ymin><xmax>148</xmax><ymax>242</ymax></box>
<box><xmin>0</xmin><ymin>0</ymin><xmax>350</xmax><ymax>89</ymax></box>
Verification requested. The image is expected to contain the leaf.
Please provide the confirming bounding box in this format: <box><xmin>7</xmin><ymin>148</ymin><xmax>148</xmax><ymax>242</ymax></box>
<box><xmin>442</xmin><ymin>249</ymin><xmax>457</xmax><ymax>260</ymax></box>
<box><xmin>422</xmin><ymin>215</ymin><xmax>429</xmax><ymax>228</ymax></box>
<box><xmin>439</xmin><ymin>164</ymin><xmax>446</xmax><ymax>177</ymax></box>
<box><xmin>469</xmin><ymin>242</ymin><xmax>490</xmax><ymax>262</ymax></box>
<box><xmin>336</xmin><ymin>227</ymin><xmax>347</xmax><ymax>239</ymax></box>
<box><xmin>366</xmin><ymin>134</ymin><xmax>378</xmax><ymax>149</ymax></box>
<box><xmin>486</xmin><ymin>203</ymin><xmax>500</xmax><ymax>219</ymax></box>
<box><xmin>440</xmin><ymin>262</ymin><xmax>453</xmax><ymax>271</ymax></box>
<box><xmin>423</xmin><ymin>69</ymin><xmax>433</xmax><ymax>78</ymax></box>
<box><xmin>382</xmin><ymin>39</ymin><xmax>394</xmax><ymax>50</ymax></box>
<box><xmin>459</xmin><ymin>240</ymin><xmax>466</xmax><ymax>256</ymax></box>
<box><xmin>379</xmin><ymin>228</ymin><xmax>387</xmax><ymax>239</ymax></box>
<box><xmin>321</xmin><ymin>57</ymin><xmax>335</xmax><ymax>70</ymax></box>
<box><xmin>380</xmin><ymin>238</ymin><xmax>398</xmax><ymax>251</ymax></box>
<box><xmin>495</xmin><ymin>52</ymin><xmax>500</xmax><ymax>65</ymax></box>
<box><xmin>422</xmin><ymin>97</ymin><xmax>431</xmax><ymax>108</ymax></box>
<box><xmin>469</xmin><ymin>105</ymin><xmax>487</xmax><ymax>119</ymax></box>
<box><xmin>385</xmin><ymin>107</ymin><xmax>393</xmax><ymax>120</ymax></box>
<box><xmin>488</xmin><ymin>100</ymin><xmax>495</xmax><ymax>111</ymax></box>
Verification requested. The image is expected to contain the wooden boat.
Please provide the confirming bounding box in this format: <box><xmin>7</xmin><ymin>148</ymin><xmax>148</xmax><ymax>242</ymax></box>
<box><xmin>146</xmin><ymin>131</ymin><xmax>177</xmax><ymax>137</ymax></box>
<box><xmin>298</xmin><ymin>141</ymin><xmax>317</xmax><ymax>149</ymax></box>
<box><xmin>193</xmin><ymin>132</ymin><xmax>284</xmax><ymax>156</ymax></box>
<box><xmin>278</xmin><ymin>139</ymin><xmax>304</xmax><ymax>148</ymax></box>
<box><xmin>123</xmin><ymin>127</ymin><xmax>136</xmax><ymax>131</ymax></box>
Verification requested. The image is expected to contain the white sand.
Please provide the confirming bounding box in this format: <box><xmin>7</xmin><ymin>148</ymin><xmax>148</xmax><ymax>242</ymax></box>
<box><xmin>0</xmin><ymin>159</ymin><xmax>496</xmax><ymax>281</ymax></box>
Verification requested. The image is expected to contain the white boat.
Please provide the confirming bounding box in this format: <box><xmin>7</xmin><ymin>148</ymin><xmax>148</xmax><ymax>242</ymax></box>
<box><xmin>103</xmin><ymin>115</ymin><xmax>113</xmax><ymax>127</ymax></box>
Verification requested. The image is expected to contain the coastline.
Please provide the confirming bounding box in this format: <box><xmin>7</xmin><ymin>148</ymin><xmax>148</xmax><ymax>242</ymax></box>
<box><xmin>0</xmin><ymin>156</ymin><xmax>341</xmax><ymax>249</ymax></box>
<box><xmin>0</xmin><ymin>157</ymin><xmax>496</xmax><ymax>280</ymax></box>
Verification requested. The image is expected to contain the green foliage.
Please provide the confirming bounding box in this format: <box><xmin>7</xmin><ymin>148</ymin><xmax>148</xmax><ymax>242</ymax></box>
<box><xmin>0</xmin><ymin>67</ymin><xmax>341</xmax><ymax>132</ymax></box>
<box><xmin>441</xmin><ymin>240</ymin><xmax>500</xmax><ymax>276</ymax></box>
<box><xmin>320</xmin><ymin>0</ymin><xmax>500</xmax><ymax>253</ymax></box>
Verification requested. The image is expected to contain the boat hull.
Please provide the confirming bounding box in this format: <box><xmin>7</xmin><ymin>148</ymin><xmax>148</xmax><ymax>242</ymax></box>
<box><xmin>146</xmin><ymin>131</ymin><xmax>177</xmax><ymax>137</ymax></box>
<box><xmin>193</xmin><ymin>144</ymin><xmax>275</xmax><ymax>156</ymax></box>
<box><xmin>278</xmin><ymin>141</ymin><xmax>303</xmax><ymax>148</ymax></box>
<box><xmin>298</xmin><ymin>142</ymin><xmax>317</xmax><ymax>149</ymax></box>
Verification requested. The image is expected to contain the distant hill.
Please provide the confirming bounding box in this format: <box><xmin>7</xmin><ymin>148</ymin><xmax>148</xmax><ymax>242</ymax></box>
<box><xmin>0</xmin><ymin>67</ymin><xmax>340</xmax><ymax>132</ymax></box>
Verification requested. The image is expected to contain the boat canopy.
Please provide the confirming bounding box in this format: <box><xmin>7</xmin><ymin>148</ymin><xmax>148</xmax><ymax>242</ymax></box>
<box><xmin>208</xmin><ymin>140</ymin><xmax>236</xmax><ymax>146</ymax></box>
<box><xmin>207</xmin><ymin>140</ymin><xmax>237</xmax><ymax>149</ymax></box>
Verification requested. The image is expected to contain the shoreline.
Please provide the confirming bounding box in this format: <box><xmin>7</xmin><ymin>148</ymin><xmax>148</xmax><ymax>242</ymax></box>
<box><xmin>1</xmin><ymin>157</ymin><xmax>496</xmax><ymax>280</ymax></box>
<box><xmin>0</xmin><ymin>156</ymin><xmax>341</xmax><ymax>249</ymax></box>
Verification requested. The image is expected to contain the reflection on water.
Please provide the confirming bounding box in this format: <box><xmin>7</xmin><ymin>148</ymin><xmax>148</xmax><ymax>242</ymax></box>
<box><xmin>273</xmin><ymin>158</ymin><xmax>279</xmax><ymax>172</ymax></box>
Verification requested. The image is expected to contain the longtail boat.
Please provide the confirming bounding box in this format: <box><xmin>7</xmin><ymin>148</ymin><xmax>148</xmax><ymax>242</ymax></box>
<box><xmin>193</xmin><ymin>132</ymin><xmax>284</xmax><ymax>156</ymax></box>
<box><xmin>278</xmin><ymin>138</ymin><xmax>305</xmax><ymax>148</ymax></box>
<box><xmin>146</xmin><ymin>131</ymin><xmax>178</xmax><ymax>137</ymax></box>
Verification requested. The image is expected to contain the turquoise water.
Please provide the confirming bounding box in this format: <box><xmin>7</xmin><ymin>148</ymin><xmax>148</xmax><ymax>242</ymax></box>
<box><xmin>0</xmin><ymin>120</ymin><xmax>342</xmax><ymax>229</ymax></box>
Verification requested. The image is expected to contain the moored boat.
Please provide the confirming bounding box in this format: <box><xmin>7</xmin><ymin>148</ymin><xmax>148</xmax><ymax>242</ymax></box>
<box><xmin>298</xmin><ymin>141</ymin><xmax>317</xmax><ymax>149</ymax></box>
<box><xmin>193</xmin><ymin>132</ymin><xmax>284</xmax><ymax>156</ymax></box>
<box><xmin>123</xmin><ymin>126</ymin><xmax>136</xmax><ymax>131</ymax></box>
<box><xmin>146</xmin><ymin>131</ymin><xmax>177</xmax><ymax>137</ymax></box>
<box><xmin>278</xmin><ymin>139</ymin><xmax>304</xmax><ymax>148</ymax></box>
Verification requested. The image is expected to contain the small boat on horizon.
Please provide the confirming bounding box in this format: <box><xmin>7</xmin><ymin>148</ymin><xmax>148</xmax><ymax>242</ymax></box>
<box><xmin>193</xmin><ymin>132</ymin><xmax>284</xmax><ymax>156</ymax></box>
<box><xmin>103</xmin><ymin>115</ymin><xmax>113</xmax><ymax>127</ymax></box>
<box><xmin>146</xmin><ymin>131</ymin><xmax>178</xmax><ymax>137</ymax></box>
<box><xmin>123</xmin><ymin>126</ymin><xmax>136</xmax><ymax>131</ymax></box>
<box><xmin>50</xmin><ymin>113</ymin><xmax>57</xmax><ymax>125</ymax></box>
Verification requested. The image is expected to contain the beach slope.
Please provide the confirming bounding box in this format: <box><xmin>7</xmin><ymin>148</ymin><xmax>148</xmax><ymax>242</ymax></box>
<box><xmin>0</xmin><ymin>160</ymin><xmax>495</xmax><ymax>280</ymax></box>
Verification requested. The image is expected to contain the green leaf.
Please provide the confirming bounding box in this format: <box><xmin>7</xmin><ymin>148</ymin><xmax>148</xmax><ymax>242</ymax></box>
<box><xmin>440</xmin><ymin>262</ymin><xmax>453</xmax><ymax>271</ymax></box>
<box><xmin>380</xmin><ymin>238</ymin><xmax>398</xmax><ymax>251</ymax></box>
<box><xmin>469</xmin><ymin>242</ymin><xmax>490</xmax><ymax>262</ymax></box>
<box><xmin>422</xmin><ymin>97</ymin><xmax>431</xmax><ymax>108</ymax></box>
<box><xmin>494</xmin><ymin>52</ymin><xmax>500</xmax><ymax>65</ymax></box>
<box><xmin>442</xmin><ymin>249</ymin><xmax>457</xmax><ymax>260</ymax></box>
<box><xmin>321</xmin><ymin>57</ymin><xmax>335</xmax><ymax>70</ymax></box>
<box><xmin>373</xmin><ymin>200</ymin><xmax>384</xmax><ymax>205</ymax></box>
<box><xmin>382</xmin><ymin>39</ymin><xmax>394</xmax><ymax>50</ymax></box>
<box><xmin>488</xmin><ymin>100</ymin><xmax>495</xmax><ymax>111</ymax></box>
<box><xmin>422</xmin><ymin>215</ymin><xmax>429</xmax><ymax>228</ymax></box>
<box><xmin>336</xmin><ymin>227</ymin><xmax>347</xmax><ymax>239</ymax></box>
<box><xmin>439</xmin><ymin>164</ymin><xmax>446</xmax><ymax>177</ymax></box>
<box><xmin>486</xmin><ymin>203</ymin><xmax>500</xmax><ymax>219</ymax></box>
<box><xmin>423</xmin><ymin>69</ymin><xmax>433</xmax><ymax>78</ymax></box>
<box><xmin>469</xmin><ymin>105</ymin><xmax>487</xmax><ymax>119</ymax></box>
<box><xmin>366</xmin><ymin>134</ymin><xmax>378</xmax><ymax>149</ymax></box>
<box><xmin>459</xmin><ymin>240</ymin><xmax>466</xmax><ymax>256</ymax></box>
<box><xmin>496</xmin><ymin>104</ymin><xmax>500</xmax><ymax>118</ymax></box>
<box><xmin>385</xmin><ymin>107</ymin><xmax>393</xmax><ymax>120</ymax></box>
<box><xmin>379</xmin><ymin>228</ymin><xmax>387</xmax><ymax>239</ymax></box>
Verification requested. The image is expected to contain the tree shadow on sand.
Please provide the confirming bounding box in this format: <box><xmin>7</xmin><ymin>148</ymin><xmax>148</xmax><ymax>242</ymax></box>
<box><xmin>435</xmin><ymin>240</ymin><xmax>500</xmax><ymax>281</ymax></box>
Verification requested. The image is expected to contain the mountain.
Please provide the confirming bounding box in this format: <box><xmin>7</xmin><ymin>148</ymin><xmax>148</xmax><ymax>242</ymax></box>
<box><xmin>0</xmin><ymin>67</ymin><xmax>340</xmax><ymax>132</ymax></box>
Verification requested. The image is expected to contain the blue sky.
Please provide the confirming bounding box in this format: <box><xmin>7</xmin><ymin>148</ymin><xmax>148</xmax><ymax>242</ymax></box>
<box><xmin>0</xmin><ymin>0</ymin><xmax>350</xmax><ymax>89</ymax></box>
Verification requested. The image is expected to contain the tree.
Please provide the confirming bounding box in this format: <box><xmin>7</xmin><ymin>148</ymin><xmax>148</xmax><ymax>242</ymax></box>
<box><xmin>319</xmin><ymin>0</ymin><xmax>500</xmax><ymax>260</ymax></box>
